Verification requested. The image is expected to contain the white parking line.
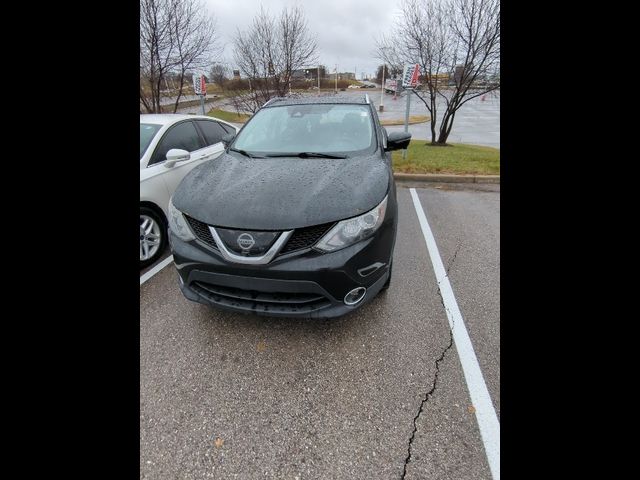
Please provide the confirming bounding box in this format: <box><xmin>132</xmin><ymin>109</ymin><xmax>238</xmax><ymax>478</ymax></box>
<box><xmin>410</xmin><ymin>188</ymin><xmax>500</xmax><ymax>480</ymax></box>
<box><xmin>140</xmin><ymin>255</ymin><xmax>174</xmax><ymax>286</ymax></box>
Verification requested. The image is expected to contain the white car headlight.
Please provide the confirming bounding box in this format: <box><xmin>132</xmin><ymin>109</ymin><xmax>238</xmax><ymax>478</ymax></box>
<box><xmin>315</xmin><ymin>195</ymin><xmax>387</xmax><ymax>252</ymax></box>
<box><xmin>168</xmin><ymin>197</ymin><xmax>195</xmax><ymax>241</ymax></box>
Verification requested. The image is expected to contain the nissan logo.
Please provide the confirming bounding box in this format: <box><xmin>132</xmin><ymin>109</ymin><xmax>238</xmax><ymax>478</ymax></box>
<box><xmin>237</xmin><ymin>233</ymin><xmax>255</xmax><ymax>250</ymax></box>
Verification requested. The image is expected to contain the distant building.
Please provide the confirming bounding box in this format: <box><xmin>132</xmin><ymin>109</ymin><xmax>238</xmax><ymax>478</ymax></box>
<box><xmin>422</xmin><ymin>72</ymin><xmax>450</xmax><ymax>84</ymax></box>
<box><xmin>328</xmin><ymin>72</ymin><xmax>355</xmax><ymax>81</ymax></box>
<box><xmin>233</xmin><ymin>70</ymin><xmax>241</xmax><ymax>79</ymax></box>
<box><xmin>299</xmin><ymin>66</ymin><xmax>326</xmax><ymax>80</ymax></box>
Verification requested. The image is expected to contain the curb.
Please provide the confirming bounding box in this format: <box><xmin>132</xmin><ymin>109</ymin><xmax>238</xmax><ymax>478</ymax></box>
<box><xmin>393</xmin><ymin>173</ymin><xmax>500</xmax><ymax>184</ymax></box>
<box><xmin>380</xmin><ymin>117</ymin><xmax>430</xmax><ymax>126</ymax></box>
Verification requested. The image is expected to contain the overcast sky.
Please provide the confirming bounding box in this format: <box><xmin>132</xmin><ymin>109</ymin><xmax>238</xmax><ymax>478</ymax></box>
<box><xmin>205</xmin><ymin>0</ymin><xmax>402</xmax><ymax>78</ymax></box>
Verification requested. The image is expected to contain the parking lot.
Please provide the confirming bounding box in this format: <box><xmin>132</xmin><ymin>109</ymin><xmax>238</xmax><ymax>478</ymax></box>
<box><xmin>177</xmin><ymin>88</ymin><xmax>500</xmax><ymax>149</ymax></box>
<box><xmin>379</xmin><ymin>89</ymin><xmax>500</xmax><ymax>148</ymax></box>
<box><xmin>140</xmin><ymin>183</ymin><xmax>500</xmax><ymax>479</ymax></box>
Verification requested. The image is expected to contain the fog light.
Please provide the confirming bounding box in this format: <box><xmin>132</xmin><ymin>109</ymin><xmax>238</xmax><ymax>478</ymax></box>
<box><xmin>344</xmin><ymin>287</ymin><xmax>367</xmax><ymax>306</ymax></box>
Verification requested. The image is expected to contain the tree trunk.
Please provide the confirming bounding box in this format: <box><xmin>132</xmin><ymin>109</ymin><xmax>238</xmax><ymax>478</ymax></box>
<box><xmin>414</xmin><ymin>88</ymin><xmax>438</xmax><ymax>145</ymax></box>
<box><xmin>430</xmin><ymin>97</ymin><xmax>437</xmax><ymax>144</ymax></box>
<box><xmin>444</xmin><ymin>110</ymin><xmax>456</xmax><ymax>141</ymax></box>
<box><xmin>154</xmin><ymin>75</ymin><xmax>163</xmax><ymax>113</ymax></box>
<box><xmin>172</xmin><ymin>71</ymin><xmax>186</xmax><ymax>114</ymax></box>
<box><xmin>436</xmin><ymin>109</ymin><xmax>454</xmax><ymax>145</ymax></box>
<box><xmin>140</xmin><ymin>82</ymin><xmax>152</xmax><ymax>113</ymax></box>
<box><xmin>435</xmin><ymin>123</ymin><xmax>450</xmax><ymax>144</ymax></box>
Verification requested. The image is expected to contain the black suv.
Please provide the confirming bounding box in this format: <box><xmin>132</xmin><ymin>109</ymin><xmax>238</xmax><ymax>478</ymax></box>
<box><xmin>168</xmin><ymin>93</ymin><xmax>411</xmax><ymax>318</ymax></box>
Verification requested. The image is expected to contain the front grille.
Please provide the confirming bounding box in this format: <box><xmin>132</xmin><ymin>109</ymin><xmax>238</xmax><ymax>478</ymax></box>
<box><xmin>184</xmin><ymin>215</ymin><xmax>218</xmax><ymax>250</ymax></box>
<box><xmin>280</xmin><ymin>222</ymin><xmax>335</xmax><ymax>254</ymax></box>
<box><xmin>192</xmin><ymin>281</ymin><xmax>332</xmax><ymax>315</ymax></box>
<box><xmin>184</xmin><ymin>217</ymin><xmax>335</xmax><ymax>256</ymax></box>
<box><xmin>215</xmin><ymin>227</ymin><xmax>279</xmax><ymax>256</ymax></box>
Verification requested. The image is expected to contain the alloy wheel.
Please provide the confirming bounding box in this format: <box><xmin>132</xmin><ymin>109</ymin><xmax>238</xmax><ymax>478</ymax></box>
<box><xmin>140</xmin><ymin>214</ymin><xmax>162</xmax><ymax>261</ymax></box>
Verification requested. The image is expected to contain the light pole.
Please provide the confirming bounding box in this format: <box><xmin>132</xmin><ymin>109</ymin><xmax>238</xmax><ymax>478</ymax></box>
<box><xmin>379</xmin><ymin>64</ymin><xmax>385</xmax><ymax>112</ymax></box>
<box><xmin>393</xmin><ymin>77</ymin><xmax>397</xmax><ymax>101</ymax></box>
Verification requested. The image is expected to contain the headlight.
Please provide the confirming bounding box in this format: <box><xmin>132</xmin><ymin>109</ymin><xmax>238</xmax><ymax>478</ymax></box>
<box><xmin>315</xmin><ymin>195</ymin><xmax>387</xmax><ymax>252</ymax></box>
<box><xmin>168</xmin><ymin>197</ymin><xmax>195</xmax><ymax>241</ymax></box>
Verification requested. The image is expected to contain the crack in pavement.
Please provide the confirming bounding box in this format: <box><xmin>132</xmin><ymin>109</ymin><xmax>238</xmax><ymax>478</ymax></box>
<box><xmin>444</xmin><ymin>239</ymin><xmax>463</xmax><ymax>279</ymax></box>
<box><xmin>401</xmin><ymin>314</ymin><xmax>453</xmax><ymax>480</ymax></box>
<box><xmin>401</xmin><ymin>241</ymin><xmax>463</xmax><ymax>479</ymax></box>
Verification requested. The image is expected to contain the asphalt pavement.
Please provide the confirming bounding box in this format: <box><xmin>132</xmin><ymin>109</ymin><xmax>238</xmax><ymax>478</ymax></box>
<box><xmin>140</xmin><ymin>183</ymin><xmax>500</xmax><ymax>479</ymax></box>
<box><xmin>373</xmin><ymin>88</ymin><xmax>499</xmax><ymax>148</ymax></box>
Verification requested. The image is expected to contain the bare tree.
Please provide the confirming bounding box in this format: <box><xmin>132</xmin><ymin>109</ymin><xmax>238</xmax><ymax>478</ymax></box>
<box><xmin>375</xmin><ymin>64</ymin><xmax>402</xmax><ymax>84</ymax></box>
<box><xmin>209</xmin><ymin>62</ymin><xmax>229</xmax><ymax>88</ymax></box>
<box><xmin>140</xmin><ymin>0</ymin><xmax>172</xmax><ymax>113</ymax></box>
<box><xmin>140</xmin><ymin>0</ymin><xmax>219</xmax><ymax>113</ymax></box>
<box><xmin>232</xmin><ymin>6</ymin><xmax>317</xmax><ymax>112</ymax></box>
<box><xmin>377</xmin><ymin>0</ymin><xmax>499</xmax><ymax>145</ymax></box>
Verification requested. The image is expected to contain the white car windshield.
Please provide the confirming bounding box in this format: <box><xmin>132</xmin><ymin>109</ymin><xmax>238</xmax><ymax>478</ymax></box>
<box><xmin>140</xmin><ymin>123</ymin><xmax>162</xmax><ymax>159</ymax></box>
<box><xmin>232</xmin><ymin>104</ymin><xmax>375</xmax><ymax>157</ymax></box>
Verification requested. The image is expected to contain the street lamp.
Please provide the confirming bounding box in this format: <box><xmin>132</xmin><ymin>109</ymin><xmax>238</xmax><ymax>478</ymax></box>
<box><xmin>380</xmin><ymin>64</ymin><xmax>385</xmax><ymax>112</ymax></box>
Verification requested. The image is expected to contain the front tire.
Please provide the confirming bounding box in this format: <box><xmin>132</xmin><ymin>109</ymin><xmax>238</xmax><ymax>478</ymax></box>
<box><xmin>140</xmin><ymin>206</ymin><xmax>167</xmax><ymax>269</ymax></box>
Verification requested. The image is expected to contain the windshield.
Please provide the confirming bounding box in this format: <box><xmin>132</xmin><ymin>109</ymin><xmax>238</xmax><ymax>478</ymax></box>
<box><xmin>232</xmin><ymin>103</ymin><xmax>376</xmax><ymax>157</ymax></box>
<box><xmin>140</xmin><ymin>123</ymin><xmax>162</xmax><ymax>159</ymax></box>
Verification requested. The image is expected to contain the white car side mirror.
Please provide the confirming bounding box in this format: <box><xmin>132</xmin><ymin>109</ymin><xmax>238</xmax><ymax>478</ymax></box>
<box><xmin>165</xmin><ymin>149</ymin><xmax>191</xmax><ymax>168</ymax></box>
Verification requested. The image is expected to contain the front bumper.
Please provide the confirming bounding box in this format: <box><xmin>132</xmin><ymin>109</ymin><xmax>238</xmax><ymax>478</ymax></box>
<box><xmin>170</xmin><ymin>219</ymin><xmax>395</xmax><ymax>318</ymax></box>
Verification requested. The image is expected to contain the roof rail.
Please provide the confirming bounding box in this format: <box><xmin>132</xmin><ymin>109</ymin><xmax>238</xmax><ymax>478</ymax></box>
<box><xmin>262</xmin><ymin>97</ymin><xmax>285</xmax><ymax>107</ymax></box>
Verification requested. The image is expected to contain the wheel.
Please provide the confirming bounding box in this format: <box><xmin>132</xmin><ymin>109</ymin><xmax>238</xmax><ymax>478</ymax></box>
<box><xmin>140</xmin><ymin>206</ymin><xmax>167</xmax><ymax>269</ymax></box>
<box><xmin>381</xmin><ymin>261</ymin><xmax>392</xmax><ymax>291</ymax></box>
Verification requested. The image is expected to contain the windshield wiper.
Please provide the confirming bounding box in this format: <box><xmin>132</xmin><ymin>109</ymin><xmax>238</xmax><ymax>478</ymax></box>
<box><xmin>264</xmin><ymin>152</ymin><xmax>347</xmax><ymax>159</ymax></box>
<box><xmin>228</xmin><ymin>147</ymin><xmax>262</xmax><ymax>158</ymax></box>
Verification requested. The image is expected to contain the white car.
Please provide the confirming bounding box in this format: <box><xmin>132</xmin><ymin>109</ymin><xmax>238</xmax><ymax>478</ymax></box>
<box><xmin>140</xmin><ymin>114</ymin><xmax>239</xmax><ymax>268</ymax></box>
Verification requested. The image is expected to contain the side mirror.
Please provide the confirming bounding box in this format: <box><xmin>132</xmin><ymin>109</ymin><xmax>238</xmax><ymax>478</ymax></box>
<box><xmin>164</xmin><ymin>149</ymin><xmax>190</xmax><ymax>168</ymax></box>
<box><xmin>385</xmin><ymin>131</ymin><xmax>412</xmax><ymax>151</ymax></box>
<box><xmin>221</xmin><ymin>132</ymin><xmax>236</xmax><ymax>147</ymax></box>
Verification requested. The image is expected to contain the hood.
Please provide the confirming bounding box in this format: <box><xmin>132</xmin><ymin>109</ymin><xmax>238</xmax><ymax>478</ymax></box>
<box><xmin>172</xmin><ymin>152</ymin><xmax>390</xmax><ymax>230</ymax></box>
